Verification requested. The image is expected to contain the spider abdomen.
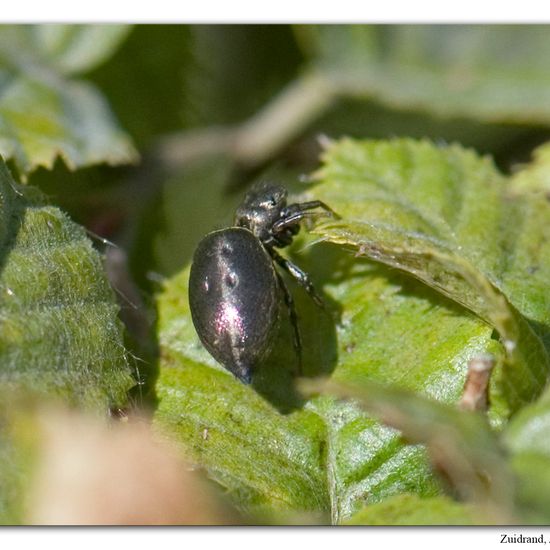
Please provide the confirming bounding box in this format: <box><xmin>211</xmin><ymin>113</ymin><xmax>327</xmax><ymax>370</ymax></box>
<box><xmin>188</xmin><ymin>227</ymin><xmax>281</xmax><ymax>383</ymax></box>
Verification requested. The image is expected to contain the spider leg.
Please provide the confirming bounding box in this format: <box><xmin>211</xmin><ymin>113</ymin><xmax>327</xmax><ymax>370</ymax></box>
<box><xmin>272</xmin><ymin>211</ymin><xmax>327</xmax><ymax>233</ymax></box>
<box><xmin>291</xmin><ymin>200</ymin><xmax>339</xmax><ymax>217</ymax></box>
<box><xmin>270</xmin><ymin>249</ymin><xmax>325</xmax><ymax>309</ymax></box>
<box><xmin>273</xmin><ymin>200</ymin><xmax>339</xmax><ymax>233</ymax></box>
<box><xmin>275</xmin><ymin>270</ymin><xmax>302</xmax><ymax>375</ymax></box>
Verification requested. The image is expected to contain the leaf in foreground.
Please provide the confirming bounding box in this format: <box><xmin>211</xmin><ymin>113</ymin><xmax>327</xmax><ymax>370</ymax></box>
<box><xmin>0</xmin><ymin>158</ymin><xmax>135</xmax><ymax>409</ymax></box>
<box><xmin>503</xmin><ymin>385</ymin><xmax>550</xmax><ymax>524</ymax></box>
<box><xmin>343</xmin><ymin>494</ymin><xmax>488</xmax><ymax>526</ymax></box>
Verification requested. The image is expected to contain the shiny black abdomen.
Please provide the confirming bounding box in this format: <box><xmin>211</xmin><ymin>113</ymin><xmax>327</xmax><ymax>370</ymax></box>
<box><xmin>188</xmin><ymin>227</ymin><xmax>281</xmax><ymax>383</ymax></box>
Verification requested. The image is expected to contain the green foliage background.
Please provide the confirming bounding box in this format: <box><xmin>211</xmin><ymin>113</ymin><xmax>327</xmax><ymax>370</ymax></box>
<box><xmin>2</xmin><ymin>24</ymin><xmax>550</xmax><ymax>525</ymax></box>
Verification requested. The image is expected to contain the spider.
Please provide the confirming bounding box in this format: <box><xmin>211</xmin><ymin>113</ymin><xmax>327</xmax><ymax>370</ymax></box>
<box><xmin>188</xmin><ymin>181</ymin><xmax>338</xmax><ymax>383</ymax></box>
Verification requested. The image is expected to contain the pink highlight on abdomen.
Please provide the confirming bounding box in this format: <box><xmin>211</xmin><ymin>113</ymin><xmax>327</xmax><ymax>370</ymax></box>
<box><xmin>214</xmin><ymin>303</ymin><xmax>245</xmax><ymax>343</ymax></box>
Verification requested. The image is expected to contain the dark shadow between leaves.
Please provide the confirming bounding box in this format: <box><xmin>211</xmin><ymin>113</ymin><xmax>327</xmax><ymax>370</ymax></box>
<box><xmin>105</xmin><ymin>246</ymin><xmax>160</xmax><ymax>415</ymax></box>
<box><xmin>385</xmin><ymin>266</ymin><xmax>485</xmax><ymax>322</ymax></box>
<box><xmin>0</xmin><ymin>166</ymin><xmax>28</xmax><ymax>279</ymax></box>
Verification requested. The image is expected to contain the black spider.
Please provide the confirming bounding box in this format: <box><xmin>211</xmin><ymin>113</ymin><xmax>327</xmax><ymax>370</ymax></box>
<box><xmin>188</xmin><ymin>181</ymin><xmax>337</xmax><ymax>383</ymax></box>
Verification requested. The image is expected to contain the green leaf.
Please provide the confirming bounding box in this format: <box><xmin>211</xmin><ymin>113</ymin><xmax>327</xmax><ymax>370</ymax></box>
<box><xmin>154</xmin><ymin>216</ymin><xmax>503</xmax><ymax>521</ymax></box>
<box><xmin>153</xmin><ymin>137</ymin><xmax>550</xmax><ymax>523</ymax></box>
<box><xmin>0</xmin><ymin>25</ymin><xmax>137</xmax><ymax>176</ymax></box>
<box><xmin>343</xmin><ymin>494</ymin><xmax>487</xmax><ymax>525</ymax></box>
<box><xmin>0</xmin><ymin>406</ymin><xmax>34</xmax><ymax>525</ymax></box>
<box><xmin>297</xmin><ymin>25</ymin><xmax>550</xmax><ymax>124</ymax></box>
<box><xmin>0</xmin><ymin>158</ymin><xmax>135</xmax><ymax>409</ymax></box>
<box><xmin>154</xmin><ymin>256</ymin><xmax>499</xmax><ymax>522</ymax></box>
<box><xmin>301</xmin><ymin>378</ymin><xmax>513</xmax><ymax>518</ymax></box>
<box><xmin>509</xmin><ymin>142</ymin><xmax>550</xmax><ymax>194</ymax></box>
<box><xmin>311</xmin><ymin>138</ymin><xmax>550</xmax><ymax>413</ymax></box>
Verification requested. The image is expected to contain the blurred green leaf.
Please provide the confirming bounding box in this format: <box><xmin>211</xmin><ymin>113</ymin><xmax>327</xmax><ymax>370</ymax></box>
<box><xmin>154</xmin><ymin>26</ymin><xmax>550</xmax><ymax>199</ymax></box>
<box><xmin>312</xmin><ymin>138</ymin><xmax>550</xmax><ymax>413</ymax></box>
<box><xmin>510</xmin><ymin>142</ymin><xmax>550</xmax><ymax>194</ymax></box>
<box><xmin>297</xmin><ymin>25</ymin><xmax>550</xmax><ymax>125</ymax></box>
<box><xmin>343</xmin><ymin>494</ymin><xmax>488</xmax><ymax>525</ymax></box>
<box><xmin>0</xmin><ymin>406</ymin><xmax>32</xmax><ymax>524</ymax></box>
<box><xmin>0</xmin><ymin>158</ymin><xmax>135</xmax><ymax>409</ymax></box>
<box><xmin>503</xmin><ymin>385</ymin><xmax>550</xmax><ymax>523</ymax></box>
<box><xmin>87</xmin><ymin>25</ymin><xmax>304</xmax><ymax>152</ymax></box>
<box><xmin>29</xmin><ymin>25</ymin><xmax>131</xmax><ymax>75</ymax></box>
<box><xmin>0</xmin><ymin>25</ymin><xmax>137</xmax><ymax>177</ymax></box>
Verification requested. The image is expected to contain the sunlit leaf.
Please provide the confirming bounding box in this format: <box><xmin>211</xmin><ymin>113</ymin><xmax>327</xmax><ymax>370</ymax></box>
<box><xmin>153</xmin><ymin>136</ymin><xmax>550</xmax><ymax>523</ymax></box>
<box><xmin>311</xmin><ymin>138</ymin><xmax>550</xmax><ymax>413</ymax></box>
<box><xmin>152</xmin><ymin>143</ymin><xmax>512</xmax><ymax>520</ymax></box>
